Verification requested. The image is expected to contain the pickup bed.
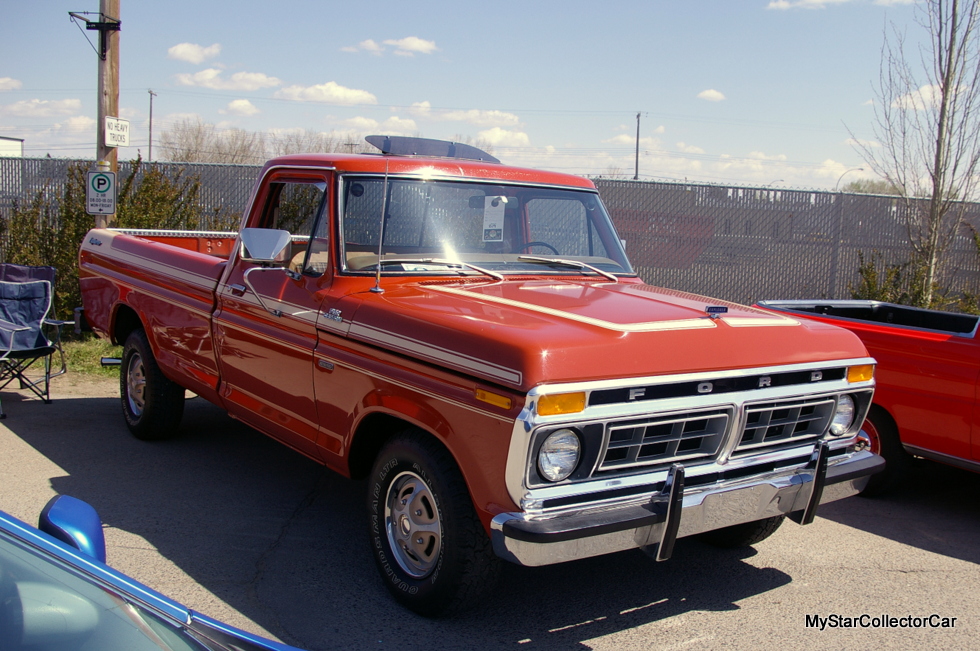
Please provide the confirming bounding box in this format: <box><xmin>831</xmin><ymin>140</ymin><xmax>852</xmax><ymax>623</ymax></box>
<box><xmin>758</xmin><ymin>299</ymin><xmax>980</xmax><ymax>494</ymax></box>
<box><xmin>79</xmin><ymin>136</ymin><xmax>883</xmax><ymax>615</ymax></box>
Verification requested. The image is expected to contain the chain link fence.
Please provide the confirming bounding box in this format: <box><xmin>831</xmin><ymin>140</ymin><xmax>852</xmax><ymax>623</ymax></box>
<box><xmin>4</xmin><ymin>157</ymin><xmax>980</xmax><ymax>304</ymax></box>
<box><xmin>596</xmin><ymin>179</ymin><xmax>980</xmax><ymax>304</ymax></box>
<box><xmin>0</xmin><ymin>157</ymin><xmax>261</xmax><ymax>231</ymax></box>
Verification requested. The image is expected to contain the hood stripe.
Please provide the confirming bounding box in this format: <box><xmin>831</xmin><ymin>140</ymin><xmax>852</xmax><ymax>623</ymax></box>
<box><xmin>425</xmin><ymin>285</ymin><xmax>719</xmax><ymax>332</ymax></box>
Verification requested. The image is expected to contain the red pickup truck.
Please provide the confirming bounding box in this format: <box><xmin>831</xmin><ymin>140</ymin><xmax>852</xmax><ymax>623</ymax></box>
<box><xmin>79</xmin><ymin>136</ymin><xmax>882</xmax><ymax>615</ymax></box>
<box><xmin>759</xmin><ymin>299</ymin><xmax>980</xmax><ymax>494</ymax></box>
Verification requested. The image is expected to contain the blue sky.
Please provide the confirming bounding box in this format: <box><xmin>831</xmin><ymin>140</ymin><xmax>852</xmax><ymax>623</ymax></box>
<box><xmin>1</xmin><ymin>0</ymin><xmax>917</xmax><ymax>188</ymax></box>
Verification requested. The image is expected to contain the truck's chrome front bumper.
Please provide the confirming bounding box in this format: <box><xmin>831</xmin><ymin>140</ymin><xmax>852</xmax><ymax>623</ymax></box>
<box><xmin>490</xmin><ymin>446</ymin><xmax>883</xmax><ymax>566</ymax></box>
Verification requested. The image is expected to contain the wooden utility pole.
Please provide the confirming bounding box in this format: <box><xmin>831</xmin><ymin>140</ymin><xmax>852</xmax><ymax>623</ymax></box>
<box><xmin>148</xmin><ymin>89</ymin><xmax>157</xmax><ymax>161</ymax></box>
<box><xmin>634</xmin><ymin>112</ymin><xmax>640</xmax><ymax>181</ymax></box>
<box><xmin>96</xmin><ymin>0</ymin><xmax>121</xmax><ymax>176</ymax></box>
<box><xmin>70</xmin><ymin>2</ymin><xmax>121</xmax><ymax>228</ymax></box>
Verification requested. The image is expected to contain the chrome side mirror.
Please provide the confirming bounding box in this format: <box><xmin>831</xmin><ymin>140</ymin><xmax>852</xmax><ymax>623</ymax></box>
<box><xmin>240</xmin><ymin>228</ymin><xmax>291</xmax><ymax>264</ymax></box>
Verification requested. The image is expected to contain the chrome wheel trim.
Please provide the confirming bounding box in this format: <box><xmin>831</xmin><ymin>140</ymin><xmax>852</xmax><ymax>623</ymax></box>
<box><xmin>384</xmin><ymin>470</ymin><xmax>442</xmax><ymax>578</ymax></box>
<box><xmin>861</xmin><ymin>418</ymin><xmax>881</xmax><ymax>456</ymax></box>
<box><xmin>126</xmin><ymin>353</ymin><xmax>146</xmax><ymax>417</ymax></box>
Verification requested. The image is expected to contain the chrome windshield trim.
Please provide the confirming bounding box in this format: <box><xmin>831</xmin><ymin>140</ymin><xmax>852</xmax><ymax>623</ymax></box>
<box><xmin>336</xmin><ymin>170</ymin><xmax>601</xmax><ymax>194</ymax></box>
<box><xmin>335</xmin><ymin>172</ymin><xmax>634</xmax><ymax>277</ymax></box>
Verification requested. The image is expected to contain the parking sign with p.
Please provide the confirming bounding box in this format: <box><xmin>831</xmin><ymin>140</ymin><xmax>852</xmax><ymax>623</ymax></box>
<box><xmin>86</xmin><ymin>171</ymin><xmax>116</xmax><ymax>215</ymax></box>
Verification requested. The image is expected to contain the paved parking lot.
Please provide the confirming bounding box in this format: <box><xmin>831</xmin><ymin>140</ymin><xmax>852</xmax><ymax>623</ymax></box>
<box><xmin>1</xmin><ymin>374</ymin><xmax>977</xmax><ymax>650</ymax></box>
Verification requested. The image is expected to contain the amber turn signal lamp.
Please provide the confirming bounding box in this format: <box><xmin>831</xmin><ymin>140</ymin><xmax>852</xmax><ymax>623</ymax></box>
<box><xmin>475</xmin><ymin>389</ymin><xmax>513</xmax><ymax>410</ymax></box>
<box><xmin>847</xmin><ymin>364</ymin><xmax>875</xmax><ymax>383</ymax></box>
<box><xmin>537</xmin><ymin>392</ymin><xmax>587</xmax><ymax>416</ymax></box>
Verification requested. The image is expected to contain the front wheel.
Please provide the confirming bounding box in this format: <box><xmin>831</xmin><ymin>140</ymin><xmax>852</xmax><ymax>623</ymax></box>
<box><xmin>698</xmin><ymin>515</ymin><xmax>785</xmax><ymax>548</ymax></box>
<box><xmin>367</xmin><ymin>430</ymin><xmax>501</xmax><ymax>616</ymax></box>
<box><xmin>859</xmin><ymin>406</ymin><xmax>910</xmax><ymax>497</ymax></box>
<box><xmin>121</xmin><ymin>329</ymin><xmax>185</xmax><ymax>440</ymax></box>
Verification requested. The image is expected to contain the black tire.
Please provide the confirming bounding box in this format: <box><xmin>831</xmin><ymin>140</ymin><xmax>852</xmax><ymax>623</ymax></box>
<box><xmin>121</xmin><ymin>329</ymin><xmax>184</xmax><ymax>441</ymax></box>
<box><xmin>698</xmin><ymin>515</ymin><xmax>785</xmax><ymax>548</ymax></box>
<box><xmin>859</xmin><ymin>405</ymin><xmax>911</xmax><ymax>497</ymax></box>
<box><xmin>367</xmin><ymin>430</ymin><xmax>501</xmax><ymax>617</ymax></box>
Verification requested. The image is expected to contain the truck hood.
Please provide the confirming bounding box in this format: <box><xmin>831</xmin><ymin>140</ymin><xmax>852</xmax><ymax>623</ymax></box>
<box><xmin>346</xmin><ymin>279</ymin><xmax>868</xmax><ymax>391</ymax></box>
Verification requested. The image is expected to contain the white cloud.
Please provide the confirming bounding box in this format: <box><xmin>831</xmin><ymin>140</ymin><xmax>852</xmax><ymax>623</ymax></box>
<box><xmin>408</xmin><ymin>101</ymin><xmax>432</xmax><ymax>117</ymax></box>
<box><xmin>748</xmin><ymin>151</ymin><xmax>788</xmax><ymax>161</ymax></box>
<box><xmin>221</xmin><ymin>99</ymin><xmax>260</xmax><ymax>116</ymax></box>
<box><xmin>344</xmin><ymin>116</ymin><xmax>379</xmax><ymax>130</ymax></box>
<box><xmin>382</xmin><ymin>116</ymin><xmax>417</xmax><ymax>132</ymax></box>
<box><xmin>0</xmin><ymin>77</ymin><xmax>23</xmax><ymax>91</ymax></box>
<box><xmin>383</xmin><ymin>37</ymin><xmax>438</xmax><ymax>56</ymax></box>
<box><xmin>478</xmin><ymin>127</ymin><xmax>530</xmax><ymax>147</ymax></box>
<box><xmin>55</xmin><ymin>115</ymin><xmax>96</xmax><ymax>132</ymax></box>
<box><xmin>653</xmin><ymin>125</ymin><xmax>666</xmax><ymax>134</ymax></box>
<box><xmin>405</xmin><ymin>102</ymin><xmax>520</xmax><ymax>127</ymax></box>
<box><xmin>275</xmin><ymin>81</ymin><xmax>377</xmax><ymax>105</ymax></box>
<box><xmin>845</xmin><ymin>137</ymin><xmax>880</xmax><ymax>148</ymax></box>
<box><xmin>602</xmin><ymin>134</ymin><xmax>660</xmax><ymax>147</ymax></box>
<box><xmin>167</xmin><ymin>43</ymin><xmax>221</xmax><ymax>64</ymax></box>
<box><xmin>697</xmin><ymin>89</ymin><xmax>726</xmax><ymax>102</ymax></box>
<box><xmin>893</xmin><ymin>84</ymin><xmax>943</xmax><ymax>110</ymax></box>
<box><xmin>175</xmin><ymin>69</ymin><xmax>280</xmax><ymax>91</ymax></box>
<box><xmin>343</xmin><ymin>37</ymin><xmax>437</xmax><ymax>57</ymax></box>
<box><xmin>767</xmin><ymin>0</ymin><xmax>854</xmax><ymax>9</ymax></box>
<box><xmin>2</xmin><ymin>98</ymin><xmax>82</xmax><ymax>117</ymax></box>
<box><xmin>874</xmin><ymin>0</ymin><xmax>915</xmax><ymax>5</ymax></box>
<box><xmin>676</xmin><ymin>142</ymin><xmax>705</xmax><ymax>154</ymax></box>
<box><xmin>342</xmin><ymin>39</ymin><xmax>385</xmax><ymax>55</ymax></box>
<box><xmin>342</xmin><ymin>116</ymin><xmax>418</xmax><ymax>135</ymax></box>
<box><xmin>441</xmin><ymin>109</ymin><xmax>519</xmax><ymax>127</ymax></box>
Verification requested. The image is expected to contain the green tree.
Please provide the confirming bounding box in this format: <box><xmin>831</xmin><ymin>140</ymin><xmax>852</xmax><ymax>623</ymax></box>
<box><xmin>0</xmin><ymin>157</ymin><xmax>219</xmax><ymax>320</ymax></box>
<box><xmin>116</xmin><ymin>157</ymin><xmax>204</xmax><ymax>230</ymax></box>
<box><xmin>0</xmin><ymin>163</ymin><xmax>90</xmax><ymax>319</ymax></box>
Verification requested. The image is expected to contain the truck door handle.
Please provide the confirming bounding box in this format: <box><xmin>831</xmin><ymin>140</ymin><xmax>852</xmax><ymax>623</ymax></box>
<box><xmin>229</xmin><ymin>284</ymin><xmax>246</xmax><ymax>297</ymax></box>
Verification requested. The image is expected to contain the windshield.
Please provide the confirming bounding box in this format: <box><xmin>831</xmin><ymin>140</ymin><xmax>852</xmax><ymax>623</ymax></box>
<box><xmin>339</xmin><ymin>176</ymin><xmax>634</xmax><ymax>276</ymax></box>
<box><xmin>0</xmin><ymin>530</ymin><xmax>209</xmax><ymax>650</ymax></box>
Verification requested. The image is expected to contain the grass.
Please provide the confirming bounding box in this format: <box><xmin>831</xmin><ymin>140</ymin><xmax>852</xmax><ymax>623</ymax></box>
<box><xmin>62</xmin><ymin>336</ymin><xmax>123</xmax><ymax>377</ymax></box>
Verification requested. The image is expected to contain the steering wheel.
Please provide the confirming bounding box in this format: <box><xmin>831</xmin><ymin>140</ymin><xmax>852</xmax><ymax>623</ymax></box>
<box><xmin>520</xmin><ymin>241</ymin><xmax>560</xmax><ymax>255</ymax></box>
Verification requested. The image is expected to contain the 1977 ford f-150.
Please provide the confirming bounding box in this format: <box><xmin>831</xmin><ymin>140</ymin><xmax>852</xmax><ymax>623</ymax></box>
<box><xmin>79</xmin><ymin>136</ymin><xmax>883</xmax><ymax>615</ymax></box>
<box><xmin>759</xmin><ymin>299</ymin><xmax>980</xmax><ymax>494</ymax></box>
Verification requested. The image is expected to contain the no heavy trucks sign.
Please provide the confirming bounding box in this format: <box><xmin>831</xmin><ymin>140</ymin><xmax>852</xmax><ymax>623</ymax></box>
<box><xmin>86</xmin><ymin>171</ymin><xmax>116</xmax><ymax>215</ymax></box>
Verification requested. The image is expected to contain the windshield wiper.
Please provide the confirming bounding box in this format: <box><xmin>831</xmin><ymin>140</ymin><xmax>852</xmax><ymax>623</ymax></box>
<box><xmin>372</xmin><ymin>258</ymin><xmax>504</xmax><ymax>281</ymax></box>
<box><xmin>517</xmin><ymin>256</ymin><xmax>619</xmax><ymax>282</ymax></box>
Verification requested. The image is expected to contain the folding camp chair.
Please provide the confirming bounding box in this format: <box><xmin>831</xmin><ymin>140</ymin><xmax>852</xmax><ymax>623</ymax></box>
<box><xmin>0</xmin><ymin>264</ymin><xmax>72</xmax><ymax>418</ymax></box>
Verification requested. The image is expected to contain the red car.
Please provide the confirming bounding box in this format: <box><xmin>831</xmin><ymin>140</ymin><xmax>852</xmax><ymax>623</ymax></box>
<box><xmin>759</xmin><ymin>300</ymin><xmax>980</xmax><ymax>494</ymax></box>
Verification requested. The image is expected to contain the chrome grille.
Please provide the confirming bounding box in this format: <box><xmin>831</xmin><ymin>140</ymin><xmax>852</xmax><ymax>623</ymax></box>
<box><xmin>598</xmin><ymin>408</ymin><xmax>731</xmax><ymax>471</ymax></box>
<box><xmin>734</xmin><ymin>396</ymin><xmax>836</xmax><ymax>454</ymax></box>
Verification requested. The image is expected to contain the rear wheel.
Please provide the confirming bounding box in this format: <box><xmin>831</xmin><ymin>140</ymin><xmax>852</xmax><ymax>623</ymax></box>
<box><xmin>859</xmin><ymin>406</ymin><xmax>910</xmax><ymax>497</ymax></box>
<box><xmin>698</xmin><ymin>515</ymin><xmax>785</xmax><ymax>548</ymax></box>
<box><xmin>121</xmin><ymin>329</ymin><xmax>184</xmax><ymax>440</ymax></box>
<box><xmin>367</xmin><ymin>430</ymin><xmax>501</xmax><ymax>616</ymax></box>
